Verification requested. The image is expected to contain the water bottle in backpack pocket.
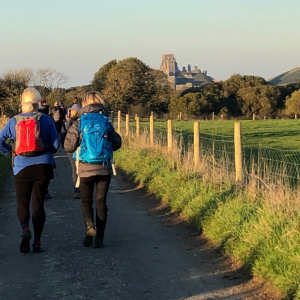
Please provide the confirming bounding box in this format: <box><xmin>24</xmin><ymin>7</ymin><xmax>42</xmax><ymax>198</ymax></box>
<box><xmin>78</xmin><ymin>113</ymin><xmax>112</xmax><ymax>164</ymax></box>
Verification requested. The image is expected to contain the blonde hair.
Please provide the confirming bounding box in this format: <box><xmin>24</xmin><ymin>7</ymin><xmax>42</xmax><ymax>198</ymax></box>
<box><xmin>82</xmin><ymin>91</ymin><xmax>107</xmax><ymax>107</ymax></box>
<box><xmin>21</xmin><ymin>88</ymin><xmax>41</xmax><ymax>113</ymax></box>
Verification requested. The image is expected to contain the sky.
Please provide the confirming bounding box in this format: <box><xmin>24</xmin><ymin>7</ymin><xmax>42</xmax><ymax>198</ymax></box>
<box><xmin>0</xmin><ymin>0</ymin><xmax>299</xmax><ymax>87</ymax></box>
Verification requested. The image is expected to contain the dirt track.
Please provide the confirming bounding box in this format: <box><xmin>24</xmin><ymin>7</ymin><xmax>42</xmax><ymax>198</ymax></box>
<box><xmin>0</xmin><ymin>148</ymin><xmax>281</xmax><ymax>300</ymax></box>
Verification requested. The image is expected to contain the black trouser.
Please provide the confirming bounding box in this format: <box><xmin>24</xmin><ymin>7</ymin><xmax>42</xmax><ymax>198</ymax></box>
<box><xmin>15</xmin><ymin>178</ymin><xmax>50</xmax><ymax>238</ymax></box>
<box><xmin>54</xmin><ymin>121</ymin><xmax>63</xmax><ymax>137</ymax></box>
<box><xmin>79</xmin><ymin>175</ymin><xmax>111</xmax><ymax>238</ymax></box>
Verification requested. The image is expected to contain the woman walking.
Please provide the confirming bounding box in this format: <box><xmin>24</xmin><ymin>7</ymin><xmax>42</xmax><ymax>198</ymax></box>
<box><xmin>63</xmin><ymin>92</ymin><xmax>121</xmax><ymax>248</ymax></box>
<box><xmin>60</xmin><ymin>104</ymin><xmax>81</xmax><ymax>199</ymax></box>
<box><xmin>0</xmin><ymin>88</ymin><xmax>60</xmax><ymax>253</ymax></box>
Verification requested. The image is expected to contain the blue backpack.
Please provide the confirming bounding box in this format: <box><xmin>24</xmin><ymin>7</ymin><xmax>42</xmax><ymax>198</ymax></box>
<box><xmin>78</xmin><ymin>113</ymin><xmax>112</xmax><ymax>164</ymax></box>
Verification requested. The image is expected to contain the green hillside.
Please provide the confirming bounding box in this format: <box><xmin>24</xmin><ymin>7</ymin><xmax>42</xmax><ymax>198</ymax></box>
<box><xmin>268</xmin><ymin>67</ymin><xmax>300</xmax><ymax>85</ymax></box>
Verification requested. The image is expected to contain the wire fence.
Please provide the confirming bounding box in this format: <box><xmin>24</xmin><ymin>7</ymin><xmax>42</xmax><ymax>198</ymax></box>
<box><xmin>114</xmin><ymin>113</ymin><xmax>300</xmax><ymax>190</ymax></box>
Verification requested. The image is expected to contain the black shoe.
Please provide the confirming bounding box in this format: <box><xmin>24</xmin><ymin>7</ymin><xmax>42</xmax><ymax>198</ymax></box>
<box><xmin>83</xmin><ymin>227</ymin><xmax>96</xmax><ymax>247</ymax></box>
<box><xmin>33</xmin><ymin>243</ymin><xmax>44</xmax><ymax>253</ymax></box>
<box><xmin>94</xmin><ymin>236</ymin><xmax>104</xmax><ymax>248</ymax></box>
<box><xmin>83</xmin><ymin>236</ymin><xmax>93</xmax><ymax>247</ymax></box>
<box><xmin>20</xmin><ymin>230</ymin><xmax>32</xmax><ymax>253</ymax></box>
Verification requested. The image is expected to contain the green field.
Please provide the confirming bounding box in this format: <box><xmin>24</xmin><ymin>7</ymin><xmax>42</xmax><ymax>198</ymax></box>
<box><xmin>133</xmin><ymin>119</ymin><xmax>300</xmax><ymax>186</ymax></box>
<box><xmin>139</xmin><ymin>119</ymin><xmax>300</xmax><ymax>150</ymax></box>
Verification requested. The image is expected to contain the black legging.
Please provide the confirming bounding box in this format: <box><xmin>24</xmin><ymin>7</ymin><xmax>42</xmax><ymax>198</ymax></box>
<box><xmin>80</xmin><ymin>175</ymin><xmax>111</xmax><ymax>238</ymax></box>
<box><xmin>15</xmin><ymin>178</ymin><xmax>50</xmax><ymax>238</ymax></box>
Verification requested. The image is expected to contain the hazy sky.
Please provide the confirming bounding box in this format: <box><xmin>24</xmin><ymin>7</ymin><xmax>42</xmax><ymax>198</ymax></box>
<box><xmin>1</xmin><ymin>0</ymin><xmax>299</xmax><ymax>87</ymax></box>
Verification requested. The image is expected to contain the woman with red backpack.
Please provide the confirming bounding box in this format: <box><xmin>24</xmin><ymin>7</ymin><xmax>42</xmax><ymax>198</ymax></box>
<box><xmin>0</xmin><ymin>88</ymin><xmax>60</xmax><ymax>253</ymax></box>
<box><xmin>63</xmin><ymin>91</ymin><xmax>121</xmax><ymax>248</ymax></box>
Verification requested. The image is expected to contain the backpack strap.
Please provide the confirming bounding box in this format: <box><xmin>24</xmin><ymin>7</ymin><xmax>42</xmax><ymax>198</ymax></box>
<box><xmin>14</xmin><ymin>112</ymin><xmax>43</xmax><ymax>124</ymax></box>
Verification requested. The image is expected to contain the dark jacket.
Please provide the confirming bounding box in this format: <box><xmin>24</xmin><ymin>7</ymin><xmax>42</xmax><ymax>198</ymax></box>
<box><xmin>38</xmin><ymin>104</ymin><xmax>49</xmax><ymax>115</ymax></box>
<box><xmin>63</xmin><ymin>104</ymin><xmax>121</xmax><ymax>177</ymax></box>
<box><xmin>49</xmin><ymin>106</ymin><xmax>65</xmax><ymax>123</ymax></box>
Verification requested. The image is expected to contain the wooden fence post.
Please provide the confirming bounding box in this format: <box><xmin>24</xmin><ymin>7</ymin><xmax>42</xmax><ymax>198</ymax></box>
<box><xmin>212</xmin><ymin>112</ymin><xmax>214</xmax><ymax>121</ymax></box>
<box><xmin>253</xmin><ymin>113</ymin><xmax>255</xmax><ymax>121</ymax></box>
<box><xmin>234</xmin><ymin>122</ymin><xmax>243</xmax><ymax>183</ymax></box>
<box><xmin>295</xmin><ymin>114</ymin><xmax>298</xmax><ymax>119</ymax></box>
<box><xmin>110</xmin><ymin>111</ymin><xmax>114</xmax><ymax>125</ymax></box>
<box><xmin>179</xmin><ymin>112</ymin><xmax>182</xmax><ymax>121</ymax></box>
<box><xmin>117</xmin><ymin>110</ymin><xmax>121</xmax><ymax>133</ymax></box>
<box><xmin>118</xmin><ymin>110</ymin><xmax>121</xmax><ymax>134</ymax></box>
<box><xmin>150</xmin><ymin>115</ymin><xmax>154</xmax><ymax>145</ymax></box>
<box><xmin>125</xmin><ymin>114</ymin><xmax>129</xmax><ymax>137</ymax></box>
<box><xmin>136</xmin><ymin>116</ymin><xmax>140</xmax><ymax>137</ymax></box>
<box><xmin>194</xmin><ymin>122</ymin><xmax>200</xmax><ymax>165</ymax></box>
<box><xmin>167</xmin><ymin>120</ymin><xmax>172</xmax><ymax>151</ymax></box>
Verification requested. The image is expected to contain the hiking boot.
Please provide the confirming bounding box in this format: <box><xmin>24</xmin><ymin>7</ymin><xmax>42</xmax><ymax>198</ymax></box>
<box><xmin>20</xmin><ymin>230</ymin><xmax>32</xmax><ymax>253</ymax></box>
<box><xmin>83</xmin><ymin>227</ymin><xmax>96</xmax><ymax>247</ymax></box>
<box><xmin>33</xmin><ymin>243</ymin><xmax>44</xmax><ymax>253</ymax></box>
<box><xmin>73</xmin><ymin>192</ymin><xmax>81</xmax><ymax>199</ymax></box>
<box><xmin>94</xmin><ymin>236</ymin><xmax>104</xmax><ymax>248</ymax></box>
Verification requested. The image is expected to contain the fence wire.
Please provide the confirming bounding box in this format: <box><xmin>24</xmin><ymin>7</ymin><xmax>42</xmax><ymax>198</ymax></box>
<box><xmin>115</xmin><ymin>117</ymin><xmax>300</xmax><ymax>189</ymax></box>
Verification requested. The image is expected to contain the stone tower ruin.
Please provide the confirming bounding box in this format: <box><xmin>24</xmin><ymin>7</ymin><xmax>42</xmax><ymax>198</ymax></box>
<box><xmin>159</xmin><ymin>54</ymin><xmax>178</xmax><ymax>89</ymax></box>
<box><xmin>159</xmin><ymin>54</ymin><xmax>178</xmax><ymax>76</ymax></box>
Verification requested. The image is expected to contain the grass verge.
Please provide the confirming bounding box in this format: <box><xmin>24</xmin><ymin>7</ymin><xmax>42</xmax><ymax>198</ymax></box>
<box><xmin>115</xmin><ymin>136</ymin><xmax>300</xmax><ymax>299</ymax></box>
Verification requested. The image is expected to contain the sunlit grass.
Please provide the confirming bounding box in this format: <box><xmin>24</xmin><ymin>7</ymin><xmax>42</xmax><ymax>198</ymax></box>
<box><xmin>115</xmin><ymin>128</ymin><xmax>300</xmax><ymax>299</ymax></box>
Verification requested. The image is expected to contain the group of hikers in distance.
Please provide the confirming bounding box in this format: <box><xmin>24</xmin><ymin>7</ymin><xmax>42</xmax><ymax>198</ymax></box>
<box><xmin>0</xmin><ymin>88</ymin><xmax>122</xmax><ymax>253</ymax></box>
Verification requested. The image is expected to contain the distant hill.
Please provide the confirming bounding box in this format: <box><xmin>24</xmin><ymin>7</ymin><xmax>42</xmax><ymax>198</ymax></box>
<box><xmin>268</xmin><ymin>67</ymin><xmax>300</xmax><ymax>86</ymax></box>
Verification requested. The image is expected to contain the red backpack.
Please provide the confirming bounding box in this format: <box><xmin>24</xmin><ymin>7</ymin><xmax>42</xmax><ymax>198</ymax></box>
<box><xmin>14</xmin><ymin>113</ymin><xmax>45</xmax><ymax>157</ymax></box>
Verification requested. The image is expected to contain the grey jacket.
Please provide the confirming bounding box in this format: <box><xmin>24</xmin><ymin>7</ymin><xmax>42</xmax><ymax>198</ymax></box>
<box><xmin>63</xmin><ymin>104</ymin><xmax>122</xmax><ymax>177</ymax></box>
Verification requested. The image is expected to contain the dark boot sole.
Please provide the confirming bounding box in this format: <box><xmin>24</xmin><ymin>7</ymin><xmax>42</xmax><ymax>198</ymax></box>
<box><xmin>94</xmin><ymin>237</ymin><xmax>104</xmax><ymax>248</ymax></box>
<box><xmin>83</xmin><ymin>236</ymin><xmax>93</xmax><ymax>247</ymax></box>
<box><xmin>20</xmin><ymin>230</ymin><xmax>32</xmax><ymax>253</ymax></box>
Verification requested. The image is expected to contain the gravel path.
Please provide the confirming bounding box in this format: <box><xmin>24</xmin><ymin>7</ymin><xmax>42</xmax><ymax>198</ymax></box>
<box><xmin>0</xmin><ymin>149</ymin><xmax>281</xmax><ymax>300</ymax></box>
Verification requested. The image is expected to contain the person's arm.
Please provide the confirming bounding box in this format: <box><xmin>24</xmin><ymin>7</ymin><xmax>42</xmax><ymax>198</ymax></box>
<box><xmin>107</xmin><ymin>123</ymin><xmax>122</xmax><ymax>151</ymax></box>
<box><xmin>63</xmin><ymin>120</ymin><xmax>80</xmax><ymax>153</ymax></box>
<box><xmin>0</xmin><ymin>118</ymin><xmax>15</xmax><ymax>155</ymax></box>
<box><xmin>48</xmin><ymin>117</ymin><xmax>60</xmax><ymax>154</ymax></box>
<box><xmin>40</xmin><ymin>115</ymin><xmax>60</xmax><ymax>154</ymax></box>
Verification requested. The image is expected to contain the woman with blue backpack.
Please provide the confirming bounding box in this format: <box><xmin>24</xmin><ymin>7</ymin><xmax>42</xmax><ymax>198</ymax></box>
<box><xmin>63</xmin><ymin>91</ymin><xmax>121</xmax><ymax>248</ymax></box>
<box><xmin>0</xmin><ymin>88</ymin><xmax>60</xmax><ymax>253</ymax></box>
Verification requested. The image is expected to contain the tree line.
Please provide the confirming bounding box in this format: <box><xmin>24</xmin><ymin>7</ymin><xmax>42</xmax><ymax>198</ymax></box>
<box><xmin>1</xmin><ymin>58</ymin><xmax>300</xmax><ymax>118</ymax></box>
<box><xmin>92</xmin><ymin>58</ymin><xmax>300</xmax><ymax>119</ymax></box>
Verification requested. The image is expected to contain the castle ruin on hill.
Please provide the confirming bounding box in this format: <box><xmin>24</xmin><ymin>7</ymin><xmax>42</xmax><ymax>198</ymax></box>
<box><xmin>159</xmin><ymin>54</ymin><xmax>209</xmax><ymax>90</ymax></box>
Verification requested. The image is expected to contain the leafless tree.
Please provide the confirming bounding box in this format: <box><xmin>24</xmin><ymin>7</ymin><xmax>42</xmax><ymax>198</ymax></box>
<box><xmin>34</xmin><ymin>67</ymin><xmax>69</xmax><ymax>99</ymax></box>
<box><xmin>0</xmin><ymin>67</ymin><xmax>69</xmax><ymax>115</ymax></box>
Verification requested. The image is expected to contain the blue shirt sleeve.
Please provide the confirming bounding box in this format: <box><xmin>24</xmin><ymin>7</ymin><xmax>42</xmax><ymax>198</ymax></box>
<box><xmin>0</xmin><ymin>118</ymin><xmax>16</xmax><ymax>155</ymax></box>
<box><xmin>39</xmin><ymin>114</ymin><xmax>60</xmax><ymax>154</ymax></box>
